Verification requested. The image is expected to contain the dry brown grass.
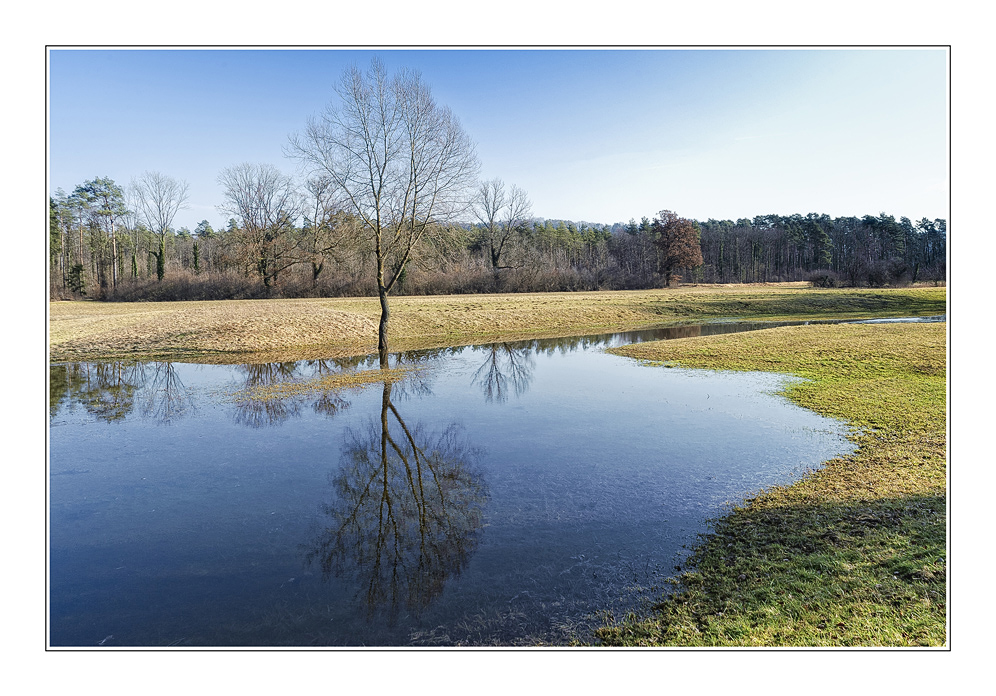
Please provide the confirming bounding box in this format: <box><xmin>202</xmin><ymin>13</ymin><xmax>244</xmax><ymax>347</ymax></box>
<box><xmin>50</xmin><ymin>298</ymin><xmax>378</xmax><ymax>361</ymax></box>
<box><xmin>49</xmin><ymin>291</ymin><xmax>667</xmax><ymax>361</ymax></box>
<box><xmin>49</xmin><ymin>284</ymin><xmax>946</xmax><ymax>363</ymax></box>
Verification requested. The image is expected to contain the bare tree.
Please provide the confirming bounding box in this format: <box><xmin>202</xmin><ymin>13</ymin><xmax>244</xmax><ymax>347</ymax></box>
<box><xmin>288</xmin><ymin>58</ymin><xmax>479</xmax><ymax>366</ymax></box>
<box><xmin>121</xmin><ymin>187</ymin><xmax>145</xmax><ymax>279</ymax></box>
<box><xmin>302</xmin><ymin>174</ymin><xmax>355</xmax><ymax>288</ymax></box>
<box><xmin>474</xmin><ymin>178</ymin><xmax>532</xmax><ymax>273</ymax></box>
<box><xmin>217</xmin><ymin>163</ymin><xmax>303</xmax><ymax>289</ymax></box>
<box><xmin>132</xmin><ymin>171</ymin><xmax>190</xmax><ymax>281</ymax></box>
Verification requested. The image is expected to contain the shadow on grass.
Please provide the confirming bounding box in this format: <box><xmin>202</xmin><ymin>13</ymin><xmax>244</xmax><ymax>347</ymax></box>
<box><xmin>594</xmin><ymin>492</ymin><xmax>946</xmax><ymax>647</ymax></box>
<box><xmin>653</xmin><ymin>288</ymin><xmax>947</xmax><ymax>321</ymax></box>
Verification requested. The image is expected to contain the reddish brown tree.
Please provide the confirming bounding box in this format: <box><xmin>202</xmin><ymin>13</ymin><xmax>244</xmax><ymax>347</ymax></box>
<box><xmin>651</xmin><ymin>210</ymin><xmax>704</xmax><ymax>286</ymax></box>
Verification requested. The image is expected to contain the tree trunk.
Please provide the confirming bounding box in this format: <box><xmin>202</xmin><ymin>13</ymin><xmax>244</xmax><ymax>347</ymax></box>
<box><xmin>376</xmin><ymin>233</ymin><xmax>391</xmax><ymax>368</ymax></box>
<box><xmin>60</xmin><ymin>227</ymin><xmax>68</xmax><ymax>289</ymax></box>
<box><xmin>378</xmin><ymin>286</ymin><xmax>390</xmax><ymax>369</ymax></box>
<box><xmin>156</xmin><ymin>235</ymin><xmax>167</xmax><ymax>281</ymax></box>
<box><xmin>110</xmin><ymin>220</ymin><xmax>118</xmax><ymax>288</ymax></box>
<box><xmin>259</xmin><ymin>255</ymin><xmax>271</xmax><ymax>288</ymax></box>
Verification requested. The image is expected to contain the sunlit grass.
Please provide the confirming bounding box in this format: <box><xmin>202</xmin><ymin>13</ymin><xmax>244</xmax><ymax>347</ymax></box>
<box><xmin>49</xmin><ymin>284</ymin><xmax>946</xmax><ymax>363</ymax></box>
<box><xmin>594</xmin><ymin>322</ymin><xmax>947</xmax><ymax>646</ymax></box>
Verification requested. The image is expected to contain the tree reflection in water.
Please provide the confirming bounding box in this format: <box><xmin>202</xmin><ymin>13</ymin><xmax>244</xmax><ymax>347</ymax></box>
<box><xmin>231</xmin><ymin>360</ymin><xmax>360</xmax><ymax>427</ymax></box>
<box><xmin>49</xmin><ymin>361</ymin><xmax>193</xmax><ymax>424</ymax></box>
<box><xmin>136</xmin><ymin>362</ymin><xmax>193</xmax><ymax>423</ymax></box>
<box><xmin>471</xmin><ymin>343</ymin><xmax>534</xmax><ymax>403</ymax></box>
<box><xmin>231</xmin><ymin>363</ymin><xmax>305</xmax><ymax>428</ymax></box>
<box><xmin>308</xmin><ymin>380</ymin><xmax>487</xmax><ymax>621</ymax></box>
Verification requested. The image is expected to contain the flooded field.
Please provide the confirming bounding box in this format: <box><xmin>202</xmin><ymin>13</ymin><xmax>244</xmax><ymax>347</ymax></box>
<box><xmin>49</xmin><ymin>325</ymin><xmax>857</xmax><ymax>646</ymax></box>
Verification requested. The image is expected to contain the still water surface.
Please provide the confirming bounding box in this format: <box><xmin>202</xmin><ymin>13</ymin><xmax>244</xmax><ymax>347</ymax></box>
<box><xmin>49</xmin><ymin>323</ymin><xmax>856</xmax><ymax>647</ymax></box>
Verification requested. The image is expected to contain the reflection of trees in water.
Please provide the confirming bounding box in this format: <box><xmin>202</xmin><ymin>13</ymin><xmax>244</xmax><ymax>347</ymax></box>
<box><xmin>311</xmin><ymin>390</ymin><xmax>350</xmax><ymax>419</ymax></box>
<box><xmin>50</xmin><ymin>362</ymin><xmax>137</xmax><ymax>422</ymax></box>
<box><xmin>136</xmin><ymin>362</ymin><xmax>193</xmax><ymax>423</ymax></box>
<box><xmin>49</xmin><ymin>361</ymin><xmax>192</xmax><ymax>424</ymax></box>
<box><xmin>390</xmin><ymin>342</ymin><xmax>535</xmax><ymax>403</ymax></box>
<box><xmin>387</xmin><ymin>350</ymin><xmax>436</xmax><ymax>402</ymax></box>
<box><xmin>49</xmin><ymin>325</ymin><xmax>732</xmax><ymax>429</ymax></box>
<box><xmin>308</xmin><ymin>380</ymin><xmax>487</xmax><ymax>621</ymax></box>
<box><xmin>472</xmin><ymin>343</ymin><xmax>534</xmax><ymax>402</ymax></box>
<box><xmin>658</xmin><ymin>325</ymin><xmax>704</xmax><ymax>340</ymax></box>
<box><xmin>231</xmin><ymin>362</ymin><xmax>304</xmax><ymax>428</ymax></box>
<box><xmin>232</xmin><ymin>393</ymin><xmax>303</xmax><ymax>429</ymax></box>
<box><xmin>487</xmin><ymin>326</ymin><xmax>709</xmax><ymax>357</ymax></box>
<box><xmin>230</xmin><ymin>359</ymin><xmax>361</xmax><ymax>428</ymax></box>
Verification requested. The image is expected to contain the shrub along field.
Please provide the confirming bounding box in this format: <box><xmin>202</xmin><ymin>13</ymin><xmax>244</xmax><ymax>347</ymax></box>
<box><xmin>596</xmin><ymin>321</ymin><xmax>947</xmax><ymax>646</ymax></box>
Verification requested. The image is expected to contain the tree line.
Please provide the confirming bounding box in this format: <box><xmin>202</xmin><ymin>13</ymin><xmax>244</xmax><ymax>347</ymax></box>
<box><xmin>693</xmin><ymin>213</ymin><xmax>946</xmax><ymax>287</ymax></box>
<box><xmin>50</xmin><ymin>60</ymin><xmax>946</xmax><ymax>315</ymax></box>
<box><xmin>50</xmin><ymin>182</ymin><xmax>946</xmax><ymax>300</ymax></box>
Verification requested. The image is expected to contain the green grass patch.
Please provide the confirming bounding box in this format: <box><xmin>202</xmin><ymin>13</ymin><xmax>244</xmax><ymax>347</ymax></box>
<box><xmin>645</xmin><ymin>286</ymin><xmax>945</xmax><ymax>323</ymax></box>
<box><xmin>595</xmin><ymin>322</ymin><xmax>947</xmax><ymax>647</ymax></box>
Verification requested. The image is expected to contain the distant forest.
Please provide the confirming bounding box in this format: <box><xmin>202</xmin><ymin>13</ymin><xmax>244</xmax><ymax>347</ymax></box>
<box><xmin>50</xmin><ymin>177</ymin><xmax>946</xmax><ymax>302</ymax></box>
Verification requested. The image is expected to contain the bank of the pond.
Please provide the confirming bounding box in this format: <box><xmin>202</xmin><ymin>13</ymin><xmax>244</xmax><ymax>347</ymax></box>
<box><xmin>49</xmin><ymin>284</ymin><xmax>946</xmax><ymax>363</ymax></box>
<box><xmin>596</xmin><ymin>321</ymin><xmax>947</xmax><ymax>646</ymax></box>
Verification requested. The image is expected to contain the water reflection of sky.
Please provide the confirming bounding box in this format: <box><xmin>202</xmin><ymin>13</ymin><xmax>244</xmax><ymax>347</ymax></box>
<box><xmin>49</xmin><ymin>326</ymin><xmax>857</xmax><ymax>647</ymax></box>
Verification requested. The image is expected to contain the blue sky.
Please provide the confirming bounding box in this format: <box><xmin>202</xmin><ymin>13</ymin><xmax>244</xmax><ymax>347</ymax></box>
<box><xmin>48</xmin><ymin>47</ymin><xmax>948</xmax><ymax>231</ymax></box>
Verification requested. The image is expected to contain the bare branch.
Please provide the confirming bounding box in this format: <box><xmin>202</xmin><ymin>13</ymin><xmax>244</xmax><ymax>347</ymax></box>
<box><xmin>286</xmin><ymin>59</ymin><xmax>480</xmax><ymax>362</ymax></box>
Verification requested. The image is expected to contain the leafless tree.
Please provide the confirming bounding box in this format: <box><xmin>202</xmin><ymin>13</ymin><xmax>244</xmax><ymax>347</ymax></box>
<box><xmin>288</xmin><ymin>58</ymin><xmax>480</xmax><ymax>365</ymax></box>
<box><xmin>131</xmin><ymin>171</ymin><xmax>190</xmax><ymax>281</ymax></box>
<box><xmin>121</xmin><ymin>187</ymin><xmax>146</xmax><ymax>279</ymax></box>
<box><xmin>302</xmin><ymin>174</ymin><xmax>356</xmax><ymax>288</ymax></box>
<box><xmin>217</xmin><ymin>163</ymin><xmax>304</xmax><ymax>289</ymax></box>
<box><xmin>474</xmin><ymin>178</ymin><xmax>532</xmax><ymax>272</ymax></box>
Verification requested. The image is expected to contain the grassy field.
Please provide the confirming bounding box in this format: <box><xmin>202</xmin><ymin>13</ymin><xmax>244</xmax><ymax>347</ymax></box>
<box><xmin>49</xmin><ymin>283</ymin><xmax>946</xmax><ymax>363</ymax></box>
<box><xmin>594</xmin><ymin>321</ymin><xmax>947</xmax><ymax>646</ymax></box>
